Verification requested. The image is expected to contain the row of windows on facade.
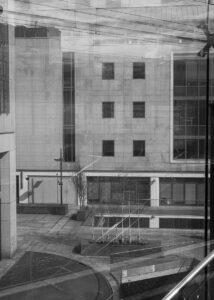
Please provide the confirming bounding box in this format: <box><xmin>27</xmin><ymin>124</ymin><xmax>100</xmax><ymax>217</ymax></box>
<box><xmin>102</xmin><ymin>62</ymin><xmax>145</xmax><ymax>80</ymax></box>
<box><xmin>87</xmin><ymin>177</ymin><xmax>205</xmax><ymax>206</ymax></box>
<box><xmin>102</xmin><ymin>101</ymin><xmax>145</xmax><ymax>118</ymax></box>
<box><xmin>102</xmin><ymin>140</ymin><xmax>145</xmax><ymax>157</ymax></box>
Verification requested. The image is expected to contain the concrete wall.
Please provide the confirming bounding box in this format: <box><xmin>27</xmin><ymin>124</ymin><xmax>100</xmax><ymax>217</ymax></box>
<box><xmin>24</xmin><ymin>176</ymin><xmax>76</xmax><ymax>206</ymax></box>
<box><xmin>0</xmin><ymin>0</ymin><xmax>17</xmax><ymax>258</ymax></box>
<box><xmin>15</xmin><ymin>33</ymin><xmax>63</xmax><ymax>170</ymax></box>
<box><xmin>74</xmin><ymin>50</ymin><xmax>204</xmax><ymax>174</ymax></box>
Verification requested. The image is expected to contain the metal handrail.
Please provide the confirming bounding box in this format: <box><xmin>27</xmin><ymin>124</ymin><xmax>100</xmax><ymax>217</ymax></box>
<box><xmin>162</xmin><ymin>250</ymin><xmax>214</xmax><ymax>300</ymax></box>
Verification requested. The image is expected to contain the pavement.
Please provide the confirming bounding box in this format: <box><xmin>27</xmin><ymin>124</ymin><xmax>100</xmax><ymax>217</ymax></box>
<box><xmin>0</xmin><ymin>211</ymin><xmax>206</xmax><ymax>300</ymax></box>
<box><xmin>0</xmin><ymin>213</ymin><xmax>116</xmax><ymax>300</ymax></box>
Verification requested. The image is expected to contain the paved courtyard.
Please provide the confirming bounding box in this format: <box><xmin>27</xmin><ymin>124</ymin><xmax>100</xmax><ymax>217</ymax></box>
<box><xmin>0</xmin><ymin>214</ymin><xmax>115</xmax><ymax>300</ymax></box>
<box><xmin>0</xmin><ymin>213</ymin><xmax>205</xmax><ymax>300</ymax></box>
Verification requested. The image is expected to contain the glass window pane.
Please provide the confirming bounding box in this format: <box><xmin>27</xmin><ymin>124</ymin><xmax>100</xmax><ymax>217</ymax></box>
<box><xmin>100</xmin><ymin>181</ymin><xmax>111</xmax><ymax>203</ymax></box>
<box><xmin>199</xmin><ymin>60</ymin><xmax>206</xmax><ymax>86</ymax></box>
<box><xmin>186</xmin><ymin>139</ymin><xmax>198</xmax><ymax>159</ymax></box>
<box><xmin>172</xmin><ymin>183</ymin><xmax>184</xmax><ymax>204</ymax></box>
<box><xmin>185</xmin><ymin>183</ymin><xmax>196</xmax><ymax>205</ymax></box>
<box><xmin>133</xmin><ymin>102</ymin><xmax>145</xmax><ymax>118</ymax></box>
<box><xmin>174</xmin><ymin>100</ymin><xmax>185</xmax><ymax>127</ymax></box>
<box><xmin>133</xmin><ymin>140</ymin><xmax>145</xmax><ymax>156</ymax></box>
<box><xmin>197</xmin><ymin>183</ymin><xmax>205</xmax><ymax>205</ymax></box>
<box><xmin>199</xmin><ymin>139</ymin><xmax>205</xmax><ymax>159</ymax></box>
<box><xmin>103</xmin><ymin>140</ymin><xmax>114</xmax><ymax>156</ymax></box>
<box><xmin>174</xmin><ymin>139</ymin><xmax>185</xmax><ymax>159</ymax></box>
<box><xmin>186</xmin><ymin>61</ymin><xmax>197</xmax><ymax>86</ymax></box>
<box><xmin>87</xmin><ymin>178</ymin><xmax>99</xmax><ymax>203</ymax></box>
<box><xmin>133</xmin><ymin>62</ymin><xmax>145</xmax><ymax>79</ymax></box>
<box><xmin>199</xmin><ymin>101</ymin><xmax>206</xmax><ymax>125</ymax></box>
<box><xmin>174</xmin><ymin>60</ymin><xmax>186</xmax><ymax>86</ymax></box>
<box><xmin>186</xmin><ymin>101</ymin><xmax>198</xmax><ymax>125</ymax></box>
<box><xmin>160</xmin><ymin>182</ymin><xmax>172</xmax><ymax>205</ymax></box>
<box><xmin>102</xmin><ymin>102</ymin><xmax>114</xmax><ymax>118</ymax></box>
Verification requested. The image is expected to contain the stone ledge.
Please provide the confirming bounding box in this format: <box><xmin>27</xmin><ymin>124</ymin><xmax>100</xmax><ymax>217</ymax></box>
<box><xmin>17</xmin><ymin>203</ymin><xmax>68</xmax><ymax>215</ymax></box>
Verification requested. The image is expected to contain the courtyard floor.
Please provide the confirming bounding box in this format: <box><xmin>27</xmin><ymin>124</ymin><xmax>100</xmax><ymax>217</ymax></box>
<box><xmin>0</xmin><ymin>212</ymin><xmax>205</xmax><ymax>300</ymax></box>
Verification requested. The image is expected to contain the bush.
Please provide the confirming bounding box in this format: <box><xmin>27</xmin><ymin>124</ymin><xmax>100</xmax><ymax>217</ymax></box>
<box><xmin>72</xmin><ymin>243</ymin><xmax>82</xmax><ymax>254</ymax></box>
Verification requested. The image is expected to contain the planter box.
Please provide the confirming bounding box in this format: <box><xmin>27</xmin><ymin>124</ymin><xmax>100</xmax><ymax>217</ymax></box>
<box><xmin>17</xmin><ymin>203</ymin><xmax>68</xmax><ymax>215</ymax></box>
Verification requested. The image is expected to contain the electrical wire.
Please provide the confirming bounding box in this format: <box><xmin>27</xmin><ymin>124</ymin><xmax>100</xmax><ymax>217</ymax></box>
<box><xmin>13</xmin><ymin>0</ymin><xmax>207</xmax><ymax>35</ymax></box>
<box><xmin>5</xmin><ymin>7</ymin><xmax>206</xmax><ymax>46</ymax></box>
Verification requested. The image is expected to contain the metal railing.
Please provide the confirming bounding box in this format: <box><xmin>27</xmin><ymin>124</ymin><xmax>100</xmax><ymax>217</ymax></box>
<box><xmin>162</xmin><ymin>250</ymin><xmax>214</xmax><ymax>300</ymax></box>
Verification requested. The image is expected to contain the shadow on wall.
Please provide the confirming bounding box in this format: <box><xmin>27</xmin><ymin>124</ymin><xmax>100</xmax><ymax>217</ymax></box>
<box><xmin>19</xmin><ymin>180</ymin><xmax>43</xmax><ymax>202</ymax></box>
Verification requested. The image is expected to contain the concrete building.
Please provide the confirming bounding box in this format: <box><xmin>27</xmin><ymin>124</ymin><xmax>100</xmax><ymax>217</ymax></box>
<box><xmin>0</xmin><ymin>0</ymin><xmax>17</xmax><ymax>258</ymax></box>
<box><xmin>14</xmin><ymin>1</ymin><xmax>211</xmax><ymax>229</ymax></box>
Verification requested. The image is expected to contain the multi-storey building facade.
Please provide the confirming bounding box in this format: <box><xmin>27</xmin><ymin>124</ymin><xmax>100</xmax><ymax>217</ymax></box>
<box><xmin>15</xmin><ymin>1</ymin><xmax>210</xmax><ymax>229</ymax></box>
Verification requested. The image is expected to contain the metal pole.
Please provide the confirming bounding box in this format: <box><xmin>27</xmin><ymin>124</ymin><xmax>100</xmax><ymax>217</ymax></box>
<box><xmin>205</xmin><ymin>4</ymin><xmax>210</xmax><ymax>299</ymax></box>
<box><xmin>27</xmin><ymin>177</ymin><xmax>29</xmax><ymax>204</ymax></box>
<box><xmin>60</xmin><ymin>148</ymin><xmax>63</xmax><ymax>205</ymax></box>
<box><xmin>205</xmin><ymin>0</ymin><xmax>210</xmax><ymax>258</ymax></box>
<box><xmin>122</xmin><ymin>202</ymin><xmax>124</xmax><ymax>243</ymax></box>
<box><xmin>129</xmin><ymin>199</ymin><xmax>131</xmax><ymax>243</ymax></box>
<box><xmin>56</xmin><ymin>173</ymin><xmax>59</xmax><ymax>203</ymax></box>
<box><xmin>31</xmin><ymin>178</ymin><xmax>34</xmax><ymax>204</ymax></box>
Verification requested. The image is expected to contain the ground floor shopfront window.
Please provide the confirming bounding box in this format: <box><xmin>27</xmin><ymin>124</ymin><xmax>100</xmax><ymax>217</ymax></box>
<box><xmin>87</xmin><ymin>176</ymin><xmax>150</xmax><ymax>205</ymax></box>
<box><xmin>160</xmin><ymin>178</ymin><xmax>205</xmax><ymax>206</ymax></box>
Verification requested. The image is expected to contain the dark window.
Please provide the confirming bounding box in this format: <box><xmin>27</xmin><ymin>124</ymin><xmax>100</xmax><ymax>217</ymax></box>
<box><xmin>173</xmin><ymin>56</ymin><xmax>209</xmax><ymax>160</ymax></box>
<box><xmin>174</xmin><ymin>60</ymin><xmax>186</xmax><ymax>86</ymax></box>
<box><xmin>63</xmin><ymin>127</ymin><xmax>75</xmax><ymax>162</ymax></box>
<box><xmin>160</xmin><ymin>178</ymin><xmax>206</xmax><ymax>206</ymax></box>
<box><xmin>87</xmin><ymin>177</ymin><xmax>150</xmax><ymax>205</ymax></box>
<box><xmin>103</xmin><ymin>140</ymin><xmax>114</xmax><ymax>156</ymax></box>
<box><xmin>0</xmin><ymin>23</ymin><xmax>9</xmax><ymax>114</ymax></box>
<box><xmin>174</xmin><ymin>58</ymin><xmax>214</xmax><ymax>97</ymax></box>
<box><xmin>15</xmin><ymin>26</ymin><xmax>48</xmax><ymax>38</ymax></box>
<box><xmin>102</xmin><ymin>63</ymin><xmax>114</xmax><ymax>80</ymax></box>
<box><xmin>133</xmin><ymin>140</ymin><xmax>145</xmax><ymax>156</ymax></box>
<box><xmin>173</xmin><ymin>99</ymin><xmax>206</xmax><ymax>159</ymax></box>
<box><xmin>133</xmin><ymin>102</ymin><xmax>145</xmax><ymax>118</ymax></box>
<box><xmin>133</xmin><ymin>62</ymin><xmax>145</xmax><ymax>79</ymax></box>
<box><xmin>63</xmin><ymin>52</ymin><xmax>75</xmax><ymax>162</ymax></box>
<box><xmin>102</xmin><ymin>102</ymin><xmax>114</xmax><ymax>118</ymax></box>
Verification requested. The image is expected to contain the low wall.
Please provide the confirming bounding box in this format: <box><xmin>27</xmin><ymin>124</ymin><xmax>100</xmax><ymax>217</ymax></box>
<box><xmin>17</xmin><ymin>203</ymin><xmax>68</xmax><ymax>215</ymax></box>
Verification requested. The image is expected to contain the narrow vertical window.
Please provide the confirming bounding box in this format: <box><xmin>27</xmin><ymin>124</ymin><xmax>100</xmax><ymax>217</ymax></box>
<box><xmin>63</xmin><ymin>52</ymin><xmax>75</xmax><ymax>162</ymax></box>
<box><xmin>0</xmin><ymin>23</ymin><xmax>9</xmax><ymax>114</ymax></box>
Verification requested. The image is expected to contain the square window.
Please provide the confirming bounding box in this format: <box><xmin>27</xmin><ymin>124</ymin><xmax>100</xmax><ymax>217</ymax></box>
<box><xmin>102</xmin><ymin>63</ymin><xmax>114</xmax><ymax>80</ymax></box>
<box><xmin>133</xmin><ymin>102</ymin><xmax>145</xmax><ymax>118</ymax></box>
<box><xmin>103</xmin><ymin>140</ymin><xmax>114</xmax><ymax>156</ymax></box>
<box><xmin>102</xmin><ymin>102</ymin><xmax>114</xmax><ymax>118</ymax></box>
<box><xmin>133</xmin><ymin>140</ymin><xmax>145</xmax><ymax>156</ymax></box>
<box><xmin>133</xmin><ymin>62</ymin><xmax>145</xmax><ymax>79</ymax></box>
